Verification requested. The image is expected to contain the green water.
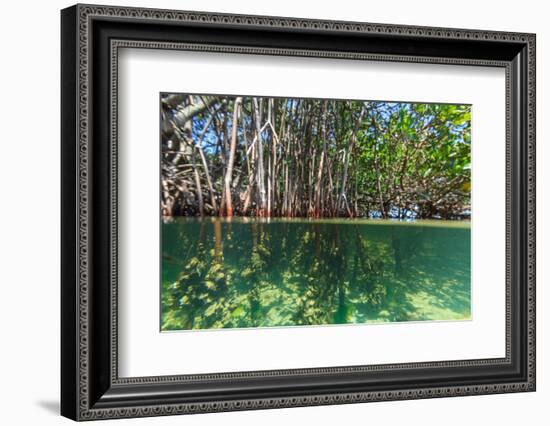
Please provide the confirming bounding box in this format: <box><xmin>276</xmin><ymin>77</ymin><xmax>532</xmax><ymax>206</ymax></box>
<box><xmin>161</xmin><ymin>218</ymin><xmax>471</xmax><ymax>331</ymax></box>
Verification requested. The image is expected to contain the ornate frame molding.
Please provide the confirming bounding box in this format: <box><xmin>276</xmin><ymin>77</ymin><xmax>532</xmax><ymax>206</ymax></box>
<box><xmin>61</xmin><ymin>4</ymin><xmax>535</xmax><ymax>421</ymax></box>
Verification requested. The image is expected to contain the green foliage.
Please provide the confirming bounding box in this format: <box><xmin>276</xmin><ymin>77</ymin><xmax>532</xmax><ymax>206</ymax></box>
<box><xmin>353</xmin><ymin>102</ymin><xmax>471</xmax><ymax>218</ymax></box>
<box><xmin>161</xmin><ymin>95</ymin><xmax>471</xmax><ymax>219</ymax></box>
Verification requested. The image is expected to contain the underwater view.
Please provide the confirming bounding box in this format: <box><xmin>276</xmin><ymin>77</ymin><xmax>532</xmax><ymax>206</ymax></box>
<box><xmin>161</xmin><ymin>218</ymin><xmax>471</xmax><ymax>331</ymax></box>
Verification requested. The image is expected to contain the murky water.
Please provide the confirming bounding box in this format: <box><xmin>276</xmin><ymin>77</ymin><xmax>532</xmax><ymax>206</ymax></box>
<box><xmin>161</xmin><ymin>218</ymin><xmax>471</xmax><ymax>331</ymax></box>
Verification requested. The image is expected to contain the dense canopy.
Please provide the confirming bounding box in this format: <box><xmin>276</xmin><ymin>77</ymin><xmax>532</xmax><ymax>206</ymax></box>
<box><xmin>161</xmin><ymin>94</ymin><xmax>471</xmax><ymax>220</ymax></box>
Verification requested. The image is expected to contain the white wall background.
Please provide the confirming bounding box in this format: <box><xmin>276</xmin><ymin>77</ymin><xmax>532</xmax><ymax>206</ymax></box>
<box><xmin>0</xmin><ymin>0</ymin><xmax>546</xmax><ymax>424</ymax></box>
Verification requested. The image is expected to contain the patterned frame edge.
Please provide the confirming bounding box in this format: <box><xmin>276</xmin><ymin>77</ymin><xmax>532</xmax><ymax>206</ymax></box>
<box><xmin>65</xmin><ymin>3</ymin><xmax>535</xmax><ymax>421</ymax></box>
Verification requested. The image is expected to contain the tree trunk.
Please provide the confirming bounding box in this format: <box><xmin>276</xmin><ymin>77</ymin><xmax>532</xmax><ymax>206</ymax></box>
<box><xmin>170</xmin><ymin>96</ymin><xmax>219</xmax><ymax>129</ymax></box>
<box><xmin>221</xmin><ymin>97</ymin><xmax>242</xmax><ymax>216</ymax></box>
<box><xmin>313</xmin><ymin>101</ymin><xmax>328</xmax><ymax>218</ymax></box>
<box><xmin>191</xmin><ymin>149</ymin><xmax>204</xmax><ymax>216</ymax></box>
<box><xmin>338</xmin><ymin>108</ymin><xmax>365</xmax><ymax>217</ymax></box>
<box><xmin>252</xmin><ymin>98</ymin><xmax>267</xmax><ymax>216</ymax></box>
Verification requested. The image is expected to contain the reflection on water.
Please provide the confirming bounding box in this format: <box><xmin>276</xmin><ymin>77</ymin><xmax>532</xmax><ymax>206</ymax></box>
<box><xmin>161</xmin><ymin>218</ymin><xmax>471</xmax><ymax>331</ymax></box>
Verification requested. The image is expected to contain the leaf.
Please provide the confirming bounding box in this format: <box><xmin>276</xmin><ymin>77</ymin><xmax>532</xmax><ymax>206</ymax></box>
<box><xmin>205</xmin><ymin>280</ymin><xmax>217</xmax><ymax>290</ymax></box>
<box><xmin>231</xmin><ymin>306</ymin><xmax>245</xmax><ymax>318</ymax></box>
<box><xmin>204</xmin><ymin>303</ymin><xmax>218</xmax><ymax>317</ymax></box>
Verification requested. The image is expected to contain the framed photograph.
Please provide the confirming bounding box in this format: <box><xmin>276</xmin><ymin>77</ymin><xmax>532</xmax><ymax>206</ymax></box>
<box><xmin>61</xmin><ymin>4</ymin><xmax>536</xmax><ymax>421</ymax></box>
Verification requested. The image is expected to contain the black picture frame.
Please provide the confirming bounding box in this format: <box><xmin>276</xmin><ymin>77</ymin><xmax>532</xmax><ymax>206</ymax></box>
<box><xmin>61</xmin><ymin>4</ymin><xmax>536</xmax><ymax>421</ymax></box>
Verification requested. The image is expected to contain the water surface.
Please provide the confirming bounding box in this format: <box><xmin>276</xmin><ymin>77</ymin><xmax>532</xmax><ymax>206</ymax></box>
<box><xmin>161</xmin><ymin>218</ymin><xmax>471</xmax><ymax>331</ymax></box>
